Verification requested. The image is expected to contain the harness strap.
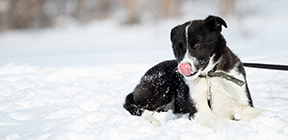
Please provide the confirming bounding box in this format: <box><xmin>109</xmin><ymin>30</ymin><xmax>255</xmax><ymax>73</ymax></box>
<box><xmin>199</xmin><ymin>71</ymin><xmax>245</xmax><ymax>86</ymax></box>
<box><xmin>199</xmin><ymin>54</ymin><xmax>245</xmax><ymax>87</ymax></box>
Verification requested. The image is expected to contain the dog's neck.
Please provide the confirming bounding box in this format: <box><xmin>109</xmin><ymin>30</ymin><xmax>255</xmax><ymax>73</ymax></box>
<box><xmin>199</xmin><ymin>54</ymin><xmax>245</xmax><ymax>87</ymax></box>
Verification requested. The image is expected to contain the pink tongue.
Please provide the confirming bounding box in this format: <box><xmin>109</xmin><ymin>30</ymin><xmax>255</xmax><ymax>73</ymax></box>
<box><xmin>178</xmin><ymin>63</ymin><xmax>194</xmax><ymax>76</ymax></box>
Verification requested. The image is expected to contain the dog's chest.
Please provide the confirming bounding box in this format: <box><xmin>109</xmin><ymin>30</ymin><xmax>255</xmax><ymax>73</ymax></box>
<box><xmin>186</xmin><ymin>73</ymin><xmax>249</xmax><ymax>110</ymax></box>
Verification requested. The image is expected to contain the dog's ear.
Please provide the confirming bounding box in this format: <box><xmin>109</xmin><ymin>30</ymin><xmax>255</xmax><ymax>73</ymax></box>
<box><xmin>204</xmin><ymin>15</ymin><xmax>227</xmax><ymax>32</ymax></box>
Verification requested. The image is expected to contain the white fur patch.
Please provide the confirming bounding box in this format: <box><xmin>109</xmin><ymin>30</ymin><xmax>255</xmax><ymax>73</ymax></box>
<box><xmin>187</xmin><ymin>77</ymin><xmax>229</xmax><ymax>129</ymax></box>
<box><xmin>185</xmin><ymin>56</ymin><xmax>262</xmax><ymax>128</ymax></box>
<box><xmin>185</xmin><ymin>21</ymin><xmax>193</xmax><ymax>47</ymax></box>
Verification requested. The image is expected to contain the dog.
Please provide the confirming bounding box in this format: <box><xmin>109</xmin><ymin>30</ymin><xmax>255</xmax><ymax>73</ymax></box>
<box><xmin>124</xmin><ymin>15</ymin><xmax>262</xmax><ymax>128</ymax></box>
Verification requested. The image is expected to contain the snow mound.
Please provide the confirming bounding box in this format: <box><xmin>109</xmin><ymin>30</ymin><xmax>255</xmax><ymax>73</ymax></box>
<box><xmin>0</xmin><ymin>52</ymin><xmax>287</xmax><ymax>139</ymax></box>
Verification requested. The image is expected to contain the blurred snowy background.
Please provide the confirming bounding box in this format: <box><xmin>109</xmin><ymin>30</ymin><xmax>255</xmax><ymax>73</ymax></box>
<box><xmin>0</xmin><ymin>0</ymin><xmax>287</xmax><ymax>59</ymax></box>
<box><xmin>0</xmin><ymin>0</ymin><xmax>288</xmax><ymax>139</ymax></box>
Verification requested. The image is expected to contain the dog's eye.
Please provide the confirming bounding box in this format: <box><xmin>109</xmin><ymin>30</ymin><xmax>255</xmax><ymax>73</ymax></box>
<box><xmin>194</xmin><ymin>42</ymin><xmax>203</xmax><ymax>48</ymax></box>
<box><xmin>178</xmin><ymin>42</ymin><xmax>184</xmax><ymax>49</ymax></box>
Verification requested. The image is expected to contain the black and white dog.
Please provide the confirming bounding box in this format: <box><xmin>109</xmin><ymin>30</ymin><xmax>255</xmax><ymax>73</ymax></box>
<box><xmin>124</xmin><ymin>15</ymin><xmax>262</xmax><ymax>128</ymax></box>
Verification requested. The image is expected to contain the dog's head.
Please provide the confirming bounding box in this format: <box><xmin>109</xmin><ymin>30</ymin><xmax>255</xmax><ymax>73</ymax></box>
<box><xmin>170</xmin><ymin>15</ymin><xmax>227</xmax><ymax>79</ymax></box>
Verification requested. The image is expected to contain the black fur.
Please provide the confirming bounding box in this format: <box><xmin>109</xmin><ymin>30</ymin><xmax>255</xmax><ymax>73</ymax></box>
<box><xmin>123</xmin><ymin>60</ymin><xmax>195</xmax><ymax>116</ymax></box>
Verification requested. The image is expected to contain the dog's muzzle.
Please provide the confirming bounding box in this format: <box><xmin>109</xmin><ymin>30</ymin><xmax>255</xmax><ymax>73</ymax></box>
<box><xmin>178</xmin><ymin>62</ymin><xmax>198</xmax><ymax>77</ymax></box>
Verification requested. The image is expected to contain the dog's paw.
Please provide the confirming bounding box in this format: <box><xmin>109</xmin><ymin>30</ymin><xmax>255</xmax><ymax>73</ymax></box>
<box><xmin>194</xmin><ymin>111</ymin><xmax>228</xmax><ymax>129</ymax></box>
<box><xmin>240</xmin><ymin>107</ymin><xmax>263</xmax><ymax>121</ymax></box>
<box><xmin>148</xmin><ymin>117</ymin><xmax>161</xmax><ymax>126</ymax></box>
<box><xmin>194</xmin><ymin>112</ymin><xmax>218</xmax><ymax>129</ymax></box>
<box><xmin>141</xmin><ymin>110</ymin><xmax>161</xmax><ymax>126</ymax></box>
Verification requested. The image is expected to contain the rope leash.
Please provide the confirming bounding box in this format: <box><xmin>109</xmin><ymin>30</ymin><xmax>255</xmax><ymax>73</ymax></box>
<box><xmin>243</xmin><ymin>63</ymin><xmax>288</xmax><ymax>71</ymax></box>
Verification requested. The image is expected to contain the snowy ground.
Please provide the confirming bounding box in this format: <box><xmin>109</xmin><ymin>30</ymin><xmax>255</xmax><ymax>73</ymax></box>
<box><xmin>0</xmin><ymin>0</ymin><xmax>288</xmax><ymax>140</ymax></box>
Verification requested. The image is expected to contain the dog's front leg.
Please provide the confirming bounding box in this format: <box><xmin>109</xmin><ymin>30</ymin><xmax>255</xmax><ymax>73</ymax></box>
<box><xmin>189</xmin><ymin>79</ymin><xmax>228</xmax><ymax>129</ymax></box>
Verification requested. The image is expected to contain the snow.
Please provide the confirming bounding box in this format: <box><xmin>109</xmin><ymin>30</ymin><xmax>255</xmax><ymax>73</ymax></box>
<box><xmin>0</xmin><ymin>0</ymin><xmax>288</xmax><ymax>139</ymax></box>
